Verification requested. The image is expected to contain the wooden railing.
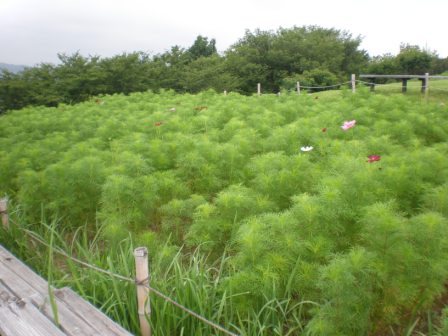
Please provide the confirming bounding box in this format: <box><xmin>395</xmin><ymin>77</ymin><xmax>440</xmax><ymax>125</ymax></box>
<box><xmin>359</xmin><ymin>74</ymin><xmax>448</xmax><ymax>93</ymax></box>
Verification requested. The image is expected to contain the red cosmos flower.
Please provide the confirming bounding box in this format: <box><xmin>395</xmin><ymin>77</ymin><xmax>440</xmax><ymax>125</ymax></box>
<box><xmin>367</xmin><ymin>155</ymin><xmax>381</xmax><ymax>163</ymax></box>
<box><xmin>154</xmin><ymin>121</ymin><xmax>163</xmax><ymax>127</ymax></box>
<box><xmin>322</xmin><ymin>127</ymin><xmax>327</xmax><ymax>132</ymax></box>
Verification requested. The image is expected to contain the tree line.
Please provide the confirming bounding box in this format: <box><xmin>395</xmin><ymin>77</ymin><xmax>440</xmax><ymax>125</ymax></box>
<box><xmin>1</xmin><ymin>26</ymin><xmax>447</xmax><ymax>113</ymax></box>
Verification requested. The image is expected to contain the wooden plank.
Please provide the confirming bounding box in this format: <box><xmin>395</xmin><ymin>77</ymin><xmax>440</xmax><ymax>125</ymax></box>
<box><xmin>55</xmin><ymin>288</ymin><xmax>133</xmax><ymax>336</ymax></box>
<box><xmin>0</xmin><ymin>282</ymin><xmax>66</xmax><ymax>336</ymax></box>
<box><xmin>360</xmin><ymin>74</ymin><xmax>426</xmax><ymax>79</ymax></box>
<box><xmin>0</xmin><ymin>260</ymin><xmax>46</xmax><ymax>308</ymax></box>
<box><xmin>0</xmin><ymin>245</ymin><xmax>131</xmax><ymax>335</ymax></box>
<box><xmin>0</xmin><ymin>255</ymin><xmax>99</xmax><ymax>335</ymax></box>
<box><xmin>0</xmin><ymin>300</ymin><xmax>67</xmax><ymax>336</ymax></box>
<box><xmin>0</xmin><ymin>245</ymin><xmax>49</xmax><ymax>294</ymax></box>
<box><xmin>33</xmin><ymin>294</ymin><xmax>104</xmax><ymax>335</ymax></box>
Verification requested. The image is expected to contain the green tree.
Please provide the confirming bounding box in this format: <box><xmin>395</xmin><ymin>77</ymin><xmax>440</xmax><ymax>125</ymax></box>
<box><xmin>152</xmin><ymin>46</ymin><xmax>190</xmax><ymax>91</ymax></box>
<box><xmin>100</xmin><ymin>52</ymin><xmax>149</xmax><ymax>94</ymax></box>
<box><xmin>24</xmin><ymin>64</ymin><xmax>60</xmax><ymax>106</ymax></box>
<box><xmin>225</xmin><ymin>26</ymin><xmax>367</xmax><ymax>94</ymax></box>
<box><xmin>396</xmin><ymin>44</ymin><xmax>435</xmax><ymax>74</ymax></box>
<box><xmin>431</xmin><ymin>56</ymin><xmax>448</xmax><ymax>75</ymax></box>
<box><xmin>225</xmin><ymin>29</ymin><xmax>275</xmax><ymax>93</ymax></box>
<box><xmin>0</xmin><ymin>70</ymin><xmax>32</xmax><ymax>112</ymax></box>
<box><xmin>281</xmin><ymin>68</ymin><xmax>339</xmax><ymax>92</ymax></box>
<box><xmin>55</xmin><ymin>52</ymin><xmax>107</xmax><ymax>102</ymax></box>
<box><xmin>367</xmin><ymin>53</ymin><xmax>399</xmax><ymax>75</ymax></box>
<box><xmin>187</xmin><ymin>35</ymin><xmax>217</xmax><ymax>60</ymax></box>
<box><xmin>181</xmin><ymin>55</ymin><xmax>240</xmax><ymax>93</ymax></box>
<box><xmin>0</xmin><ymin>63</ymin><xmax>60</xmax><ymax>112</ymax></box>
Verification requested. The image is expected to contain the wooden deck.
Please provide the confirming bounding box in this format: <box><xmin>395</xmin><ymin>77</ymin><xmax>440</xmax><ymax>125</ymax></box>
<box><xmin>0</xmin><ymin>244</ymin><xmax>134</xmax><ymax>336</ymax></box>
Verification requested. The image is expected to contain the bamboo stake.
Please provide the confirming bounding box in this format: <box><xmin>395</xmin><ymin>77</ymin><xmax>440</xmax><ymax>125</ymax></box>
<box><xmin>0</xmin><ymin>197</ymin><xmax>8</xmax><ymax>230</ymax></box>
<box><xmin>257</xmin><ymin>83</ymin><xmax>261</xmax><ymax>96</ymax></box>
<box><xmin>134</xmin><ymin>247</ymin><xmax>151</xmax><ymax>336</ymax></box>
<box><xmin>297</xmin><ymin>81</ymin><xmax>301</xmax><ymax>95</ymax></box>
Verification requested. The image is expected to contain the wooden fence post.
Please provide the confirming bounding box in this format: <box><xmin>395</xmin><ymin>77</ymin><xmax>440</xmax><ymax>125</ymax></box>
<box><xmin>351</xmin><ymin>74</ymin><xmax>356</xmax><ymax>93</ymax></box>
<box><xmin>224</xmin><ymin>90</ymin><xmax>227</xmax><ymax>96</ymax></box>
<box><xmin>424</xmin><ymin>72</ymin><xmax>429</xmax><ymax>96</ymax></box>
<box><xmin>0</xmin><ymin>197</ymin><xmax>9</xmax><ymax>230</ymax></box>
<box><xmin>134</xmin><ymin>247</ymin><xmax>151</xmax><ymax>336</ymax></box>
<box><xmin>257</xmin><ymin>83</ymin><xmax>261</xmax><ymax>96</ymax></box>
<box><xmin>297</xmin><ymin>82</ymin><xmax>301</xmax><ymax>95</ymax></box>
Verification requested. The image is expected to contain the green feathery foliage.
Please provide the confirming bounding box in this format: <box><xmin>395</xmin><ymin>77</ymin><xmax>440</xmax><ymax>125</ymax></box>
<box><xmin>1</xmin><ymin>88</ymin><xmax>448</xmax><ymax>335</ymax></box>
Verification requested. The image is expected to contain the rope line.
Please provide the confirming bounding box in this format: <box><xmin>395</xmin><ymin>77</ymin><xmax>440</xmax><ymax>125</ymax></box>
<box><xmin>358</xmin><ymin>83</ymin><xmax>448</xmax><ymax>92</ymax></box>
<box><xmin>274</xmin><ymin>78</ymin><xmax>446</xmax><ymax>92</ymax></box>
<box><xmin>356</xmin><ymin>80</ymin><xmax>446</xmax><ymax>91</ymax></box>
<box><xmin>429</xmin><ymin>87</ymin><xmax>448</xmax><ymax>92</ymax></box>
<box><xmin>22</xmin><ymin>229</ymin><xmax>240</xmax><ymax>336</ymax></box>
<box><xmin>356</xmin><ymin>80</ymin><xmax>417</xmax><ymax>87</ymax></box>
<box><xmin>24</xmin><ymin>229</ymin><xmax>133</xmax><ymax>282</ymax></box>
<box><xmin>299</xmin><ymin>81</ymin><xmax>351</xmax><ymax>89</ymax></box>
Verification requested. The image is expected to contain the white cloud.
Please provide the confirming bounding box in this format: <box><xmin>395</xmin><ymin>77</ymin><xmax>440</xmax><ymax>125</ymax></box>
<box><xmin>1</xmin><ymin>0</ymin><xmax>447</xmax><ymax>65</ymax></box>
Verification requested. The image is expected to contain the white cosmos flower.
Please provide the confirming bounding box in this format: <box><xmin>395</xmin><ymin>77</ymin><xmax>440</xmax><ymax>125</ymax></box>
<box><xmin>300</xmin><ymin>146</ymin><xmax>314</xmax><ymax>152</ymax></box>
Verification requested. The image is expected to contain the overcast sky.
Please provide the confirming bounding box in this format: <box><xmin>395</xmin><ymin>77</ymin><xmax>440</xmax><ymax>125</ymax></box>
<box><xmin>1</xmin><ymin>0</ymin><xmax>447</xmax><ymax>66</ymax></box>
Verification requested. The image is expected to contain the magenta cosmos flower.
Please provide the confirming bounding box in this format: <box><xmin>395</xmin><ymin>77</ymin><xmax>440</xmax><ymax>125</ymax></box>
<box><xmin>341</xmin><ymin>120</ymin><xmax>356</xmax><ymax>131</ymax></box>
<box><xmin>367</xmin><ymin>155</ymin><xmax>381</xmax><ymax>163</ymax></box>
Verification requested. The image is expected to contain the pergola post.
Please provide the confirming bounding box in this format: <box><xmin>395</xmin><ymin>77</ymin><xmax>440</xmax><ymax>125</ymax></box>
<box><xmin>401</xmin><ymin>79</ymin><xmax>408</xmax><ymax>93</ymax></box>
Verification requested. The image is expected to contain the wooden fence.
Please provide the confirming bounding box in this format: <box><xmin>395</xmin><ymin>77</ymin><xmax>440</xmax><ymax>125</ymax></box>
<box><xmin>252</xmin><ymin>73</ymin><xmax>448</xmax><ymax>95</ymax></box>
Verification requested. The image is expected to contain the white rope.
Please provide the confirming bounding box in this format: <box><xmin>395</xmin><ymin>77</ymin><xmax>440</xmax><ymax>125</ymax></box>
<box><xmin>429</xmin><ymin>87</ymin><xmax>448</xmax><ymax>92</ymax></box>
<box><xmin>300</xmin><ymin>81</ymin><xmax>351</xmax><ymax>89</ymax></box>
<box><xmin>356</xmin><ymin>80</ymin><xmax>404</xmax><ymax>87</ymax></box>
<box><xmin>356</xmin><ymin>80</ymin><xmax>435</xmax><ymax>89</ymax></box>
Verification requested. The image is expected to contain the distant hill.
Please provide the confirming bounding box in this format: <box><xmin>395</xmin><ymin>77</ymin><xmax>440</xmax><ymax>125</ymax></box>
<box><xmin>0</xmin><ymin>63</ymin><xmax>26</xmax><ymax>73</ymax></box>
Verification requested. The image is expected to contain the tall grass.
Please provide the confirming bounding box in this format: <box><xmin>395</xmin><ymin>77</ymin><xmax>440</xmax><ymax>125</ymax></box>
<box><xmin>0</xmin><ymin>202</ymin><xmax>316</xmax><ymax>335</ymax></box>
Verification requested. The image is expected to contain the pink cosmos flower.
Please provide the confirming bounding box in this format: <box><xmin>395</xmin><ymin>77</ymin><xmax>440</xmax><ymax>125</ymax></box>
<box><xmin>341</xmin><ymin>120</ymin><xmax>356</xmax><ymax>131</ymax></box>
<box><xmin>367</xmin><ymin>155</ymin><xmax>381</xmax><ymax>163</ymax></box>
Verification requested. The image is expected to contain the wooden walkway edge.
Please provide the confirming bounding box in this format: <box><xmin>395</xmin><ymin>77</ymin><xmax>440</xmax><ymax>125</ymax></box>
<box><xmin>0</xmin><ymin>244</ymin><xmax>134</xmax><ymax>336</ymax></box>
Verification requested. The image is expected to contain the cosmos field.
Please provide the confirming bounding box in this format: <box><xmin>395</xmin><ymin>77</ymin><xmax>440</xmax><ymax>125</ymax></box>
<box><xmin>1</xmin><ymin>88</ymin><xmax>448</xmax><ymax>335</ymax></box>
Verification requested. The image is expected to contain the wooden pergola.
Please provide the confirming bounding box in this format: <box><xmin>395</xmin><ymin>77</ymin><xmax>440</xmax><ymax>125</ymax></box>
<box><xmin>359</xmin><ymin>74</ymin><xmax>448</xmax><ymax>93</ymax></box>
